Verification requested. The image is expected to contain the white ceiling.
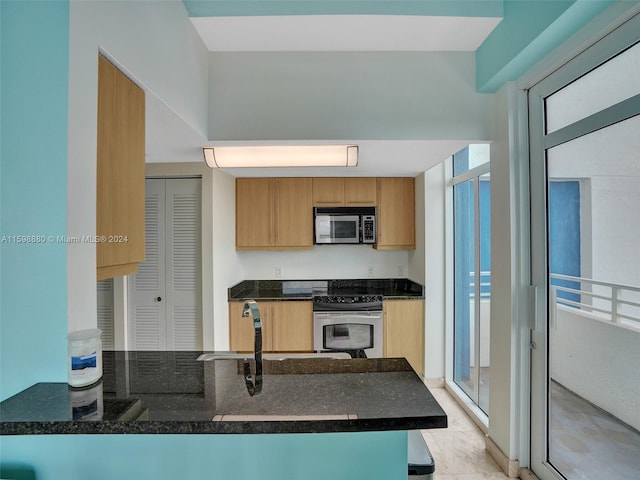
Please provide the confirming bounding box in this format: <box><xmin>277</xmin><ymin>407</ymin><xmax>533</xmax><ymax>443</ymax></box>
<box><xmin>191</xmin><ymin>15</ymin><xmax>501</xmax><ymax>52</ymax></box>
<box><xmin>147</xmin><ymin>14</ymin><xmax>500</xmax><ymax>176</ymax></box>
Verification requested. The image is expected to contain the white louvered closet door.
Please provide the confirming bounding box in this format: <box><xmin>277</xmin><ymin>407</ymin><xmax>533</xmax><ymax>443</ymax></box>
<box><xmin>129</xmin><ymin>178</ymin><xmax>202</xmax><ymax>350</ymax></box>
<box><xmin>97</xmin><ymin>279</ymin><xmax>115</xmax><ymax>349</ymax></box>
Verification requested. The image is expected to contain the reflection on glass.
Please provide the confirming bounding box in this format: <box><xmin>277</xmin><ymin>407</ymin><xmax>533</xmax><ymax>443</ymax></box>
<box><xmin>454</xmin><ymin>178</ymin><xmax>475</xmax><ymax>402</ymax></box>
<box><xmin>546</xmin><ymin>41</ymin><xmax>640</xmax><ymax>133</ymax></box>
<box><xmin>546</xmin><ymin>114</ymin><xmax>640</xmax><ymax>479</ymax></box>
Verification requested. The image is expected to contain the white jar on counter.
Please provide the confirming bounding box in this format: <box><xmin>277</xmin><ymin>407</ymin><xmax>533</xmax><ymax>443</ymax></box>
<box><xmin>67</xmin><ymin>328</ymin><xmax>102</xmax><ymax>388</ymax></box>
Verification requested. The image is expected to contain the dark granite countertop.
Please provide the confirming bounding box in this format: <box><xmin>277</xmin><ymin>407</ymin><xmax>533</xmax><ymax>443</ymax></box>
<box><xmin>0</xmin><ymin>351</ymin><xmax>446</xmax><ymax>435</ymax></box>
<box><xmin>228</xmin><ymin>279</ymin><xmax>424</xmax><ymax>301</ymax></box>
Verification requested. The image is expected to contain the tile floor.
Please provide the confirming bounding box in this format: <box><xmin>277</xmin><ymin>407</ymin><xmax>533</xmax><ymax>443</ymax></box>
<box><xmin>420</xmin><ymin>385</ymin><xmax>509</xmax><ymax>480</ymax></box>
<box><xmin>548</xmin><ymin>380</ymin><xmax>640</xmax><ymax>480</ymax></box>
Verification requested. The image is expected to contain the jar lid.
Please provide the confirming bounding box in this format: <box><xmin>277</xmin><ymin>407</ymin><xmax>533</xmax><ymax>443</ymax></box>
<box><xmin>67</xmin><ymin>328</ymin><xmax>102</xmax><ymax>341</ymax></box>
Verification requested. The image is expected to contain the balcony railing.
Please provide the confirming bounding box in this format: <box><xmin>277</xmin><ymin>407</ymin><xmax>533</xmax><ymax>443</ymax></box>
<box><xmin>550</xmin><ymin>273</ymin><xmax>640</xmax><ymax>330</ymax></box>
<box><xmin>469</xmin><ymin>271</ymin><xmax>491</xmax><ymax>300</ymax></box>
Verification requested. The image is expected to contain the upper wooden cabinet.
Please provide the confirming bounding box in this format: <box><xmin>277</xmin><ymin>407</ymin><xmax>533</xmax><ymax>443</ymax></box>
<box><xmin>229</xmin><ymin>301</ymin><xmax>313</xmax><ymax>352</ymax></box>
<box><xmin>236</xmin><ymin>178</ymin><xmax>313</xmax><ymax>250</ymax></box>
<box><xmin>376</xmin><ymin>177</ymin><xmax>415</xmax><ymax>250</ymax></box>
<box><xmin>96</xmin><ymin>55</ymin><xmax>145</xmax><ymax>280</ymax></box>
<box><xmin>312</xmin><ymin>177</ymin><xmax>376</xmax><ymax>206</ymax></box>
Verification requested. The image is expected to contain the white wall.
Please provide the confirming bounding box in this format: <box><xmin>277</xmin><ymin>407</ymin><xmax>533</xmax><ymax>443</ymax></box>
<box><xmin>488</xmin><ymin>82</ymin><xmax>523</xmax><ymax>460</ymax></box>
<box><xmin>67</xmin><ymin>1</ymin><xmax>209</xmax><ymax>332</ymax></box>
<box><xmin>208</xmin><ymin>52</ymin><xmax>495</xmax><ymax>141</ymax></box>
<box><xmin>550</xmin><ymin>307</ymin><xmax>640</xmax><ymax>431</ymax></box>
<box><xmin>239</xmin><ymin>247</ymin><xmax>409</xmax><ymax>281</ymax></box>
<box><xmin>212</xmin><ymin>170</ymin><xmax>243</xmax><ymax>350</ymax></box>
<box><xmin>422</xmin><ymin>165</ymin><xmax>447</xmax><ymax>380</ymax></box>
<box><xmin>591</xmin><ymin>176</ymin><xmax>640</xmax><ymax>287</ymax></box>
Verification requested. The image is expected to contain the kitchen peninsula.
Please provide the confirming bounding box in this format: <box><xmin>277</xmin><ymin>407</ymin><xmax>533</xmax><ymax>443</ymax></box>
<box><xmin>1</xmin><ymin>351</ymin><xmax>445</xmax><ymax>480</ymax></box>
<box><xmin>1</xmin><ymin>351</ymin><xmax>445</xmax><ymax>434</ymax></box>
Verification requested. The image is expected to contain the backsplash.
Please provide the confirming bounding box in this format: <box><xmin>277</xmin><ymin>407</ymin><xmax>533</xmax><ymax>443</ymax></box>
<box><xmin>238</xmin><ymin>245</ymin><xmax>410</xmax><ymax>280</ymax></box>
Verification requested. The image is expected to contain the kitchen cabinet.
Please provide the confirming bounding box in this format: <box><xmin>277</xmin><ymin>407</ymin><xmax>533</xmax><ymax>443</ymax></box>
<box><xmin>236</xmin><ymin>178</ymin><xmax>313</xmax><ymax>249</ymax></box>
<box><xmin>383</xmin><ymin>299</ymin><xmax>424</xmax><ymax>375</ymax></box>
<box><xmin>229</xmin><ymin>301</ymin><xmax>313</xmax><ymax>352</ymax></box>
<box><xmin>96</xmin><ymin>55</ymin><xmax>145</xmax><ymax>280</ymax></box>
<box><xmin>376</xmin><ymin>177</ymin><xmax>415</xmax><ymax>250</ymax></box>
<box><xmin>312</xmin><ymin>177</ymin><xmax>377</xmax><ymax>206</ymax></box>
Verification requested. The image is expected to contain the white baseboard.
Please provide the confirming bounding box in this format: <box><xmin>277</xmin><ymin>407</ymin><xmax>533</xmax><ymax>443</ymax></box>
<box><xmin>423</xmin><ymin>377</ymin><xmax>445</xmax><ymax>389</ymax></box>
<box><xmin>485</xmin><ymin>435</ymin><xmax>520</xmax><ymax>478</ymax></box>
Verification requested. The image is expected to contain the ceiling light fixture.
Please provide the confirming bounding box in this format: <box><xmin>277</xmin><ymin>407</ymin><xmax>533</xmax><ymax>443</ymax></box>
<box><xmin>203</xmin><ymin>145</ymin><xmax>358</xmax><ymax>168</ymax></box>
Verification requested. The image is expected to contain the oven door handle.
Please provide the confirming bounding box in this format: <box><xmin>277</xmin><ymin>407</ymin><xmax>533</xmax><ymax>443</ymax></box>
<box><xmin>313</xmin><ymin>312</ymin><xmax>382</xmax><ymax>320</ymax></box>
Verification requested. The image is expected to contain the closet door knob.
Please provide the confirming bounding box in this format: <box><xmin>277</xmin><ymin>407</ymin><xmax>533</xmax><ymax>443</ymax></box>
<box><xmin>156</xmin><ymin>297</ymin><xmax>162</xmax><ymax>302</ymax></box>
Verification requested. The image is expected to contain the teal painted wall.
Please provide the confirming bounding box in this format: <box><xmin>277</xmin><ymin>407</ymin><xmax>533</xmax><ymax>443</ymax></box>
<box><xmin>184</xmin><ymin>0</ymin><xmax>503</xmax><ymax>18</ymax></box>
<box><xmin>476</xmin><ymin>0</ymin><xmax>615</xmax><ymax>92</ymax></box>
<box><xmin>0</xmin><ymin>0</ymin><xmax>69</xmax><ymax>401</ymax></box>
<box><xmin>0</xmin><ymin>6</ymin><xmax>407</xmax><ymax>479</ymax></box>
<box><xmin>0</xmin><ymin>431</ymin><xmax>407</xmax><ymax>480</ymax></box>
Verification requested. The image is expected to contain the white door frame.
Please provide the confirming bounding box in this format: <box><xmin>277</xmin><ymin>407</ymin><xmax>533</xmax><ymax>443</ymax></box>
<box><xmin>528</xmin><ymin>12</ymin><xmax>640</xmax><ymax>480</ymax></box>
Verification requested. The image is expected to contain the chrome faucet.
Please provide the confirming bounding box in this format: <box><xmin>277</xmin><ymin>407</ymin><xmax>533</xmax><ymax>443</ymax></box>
<box><xmin>241</xmin><ymin>300</ymin><xmax>263</xmax><ymax>396</ymax></box>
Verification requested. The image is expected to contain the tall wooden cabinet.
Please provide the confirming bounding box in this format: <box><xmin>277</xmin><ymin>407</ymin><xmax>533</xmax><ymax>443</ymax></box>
<box><xmin>236</xmin><ymin>178</ymin><xmax>313</xmax><ymax>249</ymax></box>
<box><xmin>229</xmin><ymin>301</ymin><xmax>313</xmax><ymax>352</ymax></box>
<box><xmin>376</xmin><ymin>177</ymin><xmax>415</xmax><ymax>250</ymax></box>
<box><xmin>96</xmin><ymin>55</ymin><xmax>145</xmax><ymax>280</ymax></box>
<box><xmin>383</xmin><ymin>299</ymin><xmax>424</xmax><ymax>375</ymax></box>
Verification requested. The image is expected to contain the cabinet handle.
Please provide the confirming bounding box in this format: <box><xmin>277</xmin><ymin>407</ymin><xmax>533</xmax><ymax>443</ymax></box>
<box><xmin>156</xmin><ymin>297</ymin><xmax>162</xmax><ymax>302</ymax></box>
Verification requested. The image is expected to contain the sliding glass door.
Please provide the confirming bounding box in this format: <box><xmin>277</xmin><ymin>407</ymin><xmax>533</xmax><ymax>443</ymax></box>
<box><xmin>529</xmin><ymin>15</ymin><xmax>640</xmax><ymax>480</ymax></box>
<box><xmin>452</xmin><ymin>145</ymin><xmax>491</xmax><ymax>414</ymax></box>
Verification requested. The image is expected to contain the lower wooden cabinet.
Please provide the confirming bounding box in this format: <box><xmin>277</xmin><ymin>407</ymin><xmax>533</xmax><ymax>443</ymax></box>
<box><xmin>229</xmin><ymin>298</ymin><xmax>424</xmax><ymax>372</ymax></box>
<box><xmin>383</xmin><ymin>299</ymin><xmax>424</xmax><ymax>375</ymax></box>
<box><xmin>229</xmin><ymin>301</ymin><xmax>313</xmax><ymax>352</ymax></box>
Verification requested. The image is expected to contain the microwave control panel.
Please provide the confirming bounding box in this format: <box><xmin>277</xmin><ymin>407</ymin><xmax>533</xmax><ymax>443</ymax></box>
<box><xmin>362</xmin><ymin>215</ymin><xmax>376</xmax><ymax>243</ymax></box>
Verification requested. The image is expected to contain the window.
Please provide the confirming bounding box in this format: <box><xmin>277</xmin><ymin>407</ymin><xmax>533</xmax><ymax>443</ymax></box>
<box><xmin>452</xmin><ymin>144</ymin><xmax>491</xmax><ymax>414</ymax></box>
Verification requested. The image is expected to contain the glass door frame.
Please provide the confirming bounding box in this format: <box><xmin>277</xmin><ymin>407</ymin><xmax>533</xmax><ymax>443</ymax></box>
<box><xmin>446</xmin><ymin>152</ymin><xmax>491</xmax><ymax>422</ymax></box>
<box><xmin>528</xmin><ymin>13</ymin><xmax>640</xmax><ymax>480</ymax></box>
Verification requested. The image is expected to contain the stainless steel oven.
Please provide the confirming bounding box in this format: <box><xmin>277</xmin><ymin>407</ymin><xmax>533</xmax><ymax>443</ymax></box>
<box><xmin>312</xmin><ymin>295</ymin><xmax>383</xmax><ymax>358</ymax></box>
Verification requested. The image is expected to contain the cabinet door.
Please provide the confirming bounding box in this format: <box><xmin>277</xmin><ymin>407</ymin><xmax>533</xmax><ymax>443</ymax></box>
<box><xmin>376</xmin><ymin>177</ymin><xmax>415</xmax><ymax>249</ymax></box>
<box><xmin>313</xmin><ymin>178</ymin><xmax>345</xmax><ymax>206</ymax></box>
<box><xmin>275</xmin><ymin>178</ymin><xmax>313</xmax><ymax>248</ymax></box>
<box><xmin>384</xmin><ymin>300</ymin><xmax>424</xmax><ymax>375</ymax></box>
<box><xmin>270</xmin><ymin>301</ymin><xmax>313</xmax><ymax>352</ymax></box>
<box><xmin>345</xmin><ymin>178</ymin><xmax>377</xmax><ymax>206</ymax></box>
<box><xmin>229</xmin><ymin>301</ymin><xmax>274</xmax><ymax>352</ymax></box>
<box><xmin>96</xmin><ymin>55</ymin><xmax>145</xmax><ymax>280</ymax></box>
<box><xmin>236</xmin><ymin>178</ymin><xmax>274</xmax><ymax>248</ymax></box>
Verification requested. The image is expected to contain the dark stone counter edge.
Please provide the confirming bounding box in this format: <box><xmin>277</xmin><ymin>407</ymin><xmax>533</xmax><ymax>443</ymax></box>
<box><xmin>228</xmin><ymin>279</ymin><xmax>425</xmax><ymax>302</ymax></box>
<box><xmin>0</xmin><ymin>416</ymin><xmax>447</xmax><ymax>436</ymax></box>
<box><xmin>228</xmin><ymin>295</ymin><xmax>423</xmax><ymax>301</ymax></box>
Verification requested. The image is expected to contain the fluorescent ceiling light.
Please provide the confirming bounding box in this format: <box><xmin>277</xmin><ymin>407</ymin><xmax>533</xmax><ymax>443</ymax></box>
<box><xmin>203</xmin><ymin>145</ymin><xmax>358</xmax><ymax>168</ymax></box>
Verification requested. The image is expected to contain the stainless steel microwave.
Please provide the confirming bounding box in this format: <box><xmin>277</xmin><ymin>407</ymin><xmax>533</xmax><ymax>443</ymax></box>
<box><xmin>314</xmin><ymin>207</ymin><xmax>376</xmax><ymax>244</ymax></box>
